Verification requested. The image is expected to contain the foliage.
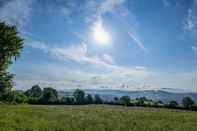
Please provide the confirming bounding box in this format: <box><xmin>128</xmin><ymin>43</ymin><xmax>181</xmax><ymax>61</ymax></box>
<box><xmin>169</xmin><ymin>101</ymin><xmax>179</xmax><ymax>108</ymax></box>
<box><xmin>135</xmin><ymin>97</ymin><xmax>147</xmax><ymax>106</ymax></box>
<box><xmin>0</xmin><ymin>72</ymin><xmax>13</xmax><ymax>100</ymax></box>
<box><xmin>40</xmin><ymin>87</ymin><xmax>58</xmax><ymax>104</ymax></box>
<box><xmin>120</xmin><ymin>96</ymin><xmax>130</xmax><ymax>106</ymax></box>
<box><xmin>6</xmin><ymin>91</ymin><xmax>28</xmax><ymax>103</ymax></box>
<box><xmin>27</xmin><ymin>97</ymin><xmax>40</xmax><ymax>104</ymax></box>
<box><xmin>21</xmin><ymin>87</ymin><xmax>196</xmax><ymax>111</ymax></box>
<box><xmin>0</xmin><ymin>22</ymin><xmax>23</xmax><ymax>101</ymax></box>
<box><xmin>25</xmin><ymin>85</ymin><xmax>42</xmax><ymax>98</ymax></box>
<box><xmin>60</xmin><ymin>97</ymin><xmax>74</xmax><ymax>105</ymax></box>
<box><xmin>73</xmin><ymin>89</ymin><xmax>85</xmax><ymax>104</ymax></box>
<box><xmin>0</xmin><ymin>22</ymin><xmax>23</xmax><ymax>71</ymax></box>
<box><xmin>182</xmin><ymin>97</ymin><xmax>194</xmax><ymax>109</ymax></box>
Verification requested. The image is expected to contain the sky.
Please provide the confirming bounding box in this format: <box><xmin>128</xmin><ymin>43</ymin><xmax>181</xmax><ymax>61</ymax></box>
<box><xmin>0</xmin><ymin>0</ymin><xmax>197</xmax><ymax>92</ymax></box>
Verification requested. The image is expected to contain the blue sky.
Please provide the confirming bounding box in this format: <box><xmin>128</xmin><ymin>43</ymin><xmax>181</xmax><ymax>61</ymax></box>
<box><xmin>0</xmin><ymin>0</ymin><xmax>197</xmax><ymax>92</ymax></box>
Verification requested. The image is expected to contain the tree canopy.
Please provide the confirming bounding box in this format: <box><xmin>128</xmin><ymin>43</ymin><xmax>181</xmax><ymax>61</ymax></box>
<box><xmin>0</xmin><ymin>22</ymin><xmax>23</xmax><ymax>100</ymax></box>
<box><xmin>41</xmin><ymin>87</ymin><xmax>58</xmax><ymax>104</ymax></box>
<box><xmin>182</xmin><ymin>97</ymin><xmax>194</xmax><ymax>109</ymax></box>
<box><xmin>120</xmin><ymin>96</ymin><xmax>130</xmax><ymax>106</ymax></box>
<box><xmin>25</xmin><ymin>85</ymin><xmax>42</xmax><ymax>98</ymax></box>
<box><xmin>73</xmin><ymin>89</ymin><xmax>85</xmax><ymax>104</ymax></box>
<box><xmin>0</xmin><ymin>22</ymin><xmax>23</xmax><ymax>72</ymax></box>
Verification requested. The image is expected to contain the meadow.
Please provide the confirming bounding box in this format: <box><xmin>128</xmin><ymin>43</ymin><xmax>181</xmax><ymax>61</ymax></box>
<box><xmin>0</xmin><ymin>105</ymin><xmax>197</xmax><ymax>131</ymax></box>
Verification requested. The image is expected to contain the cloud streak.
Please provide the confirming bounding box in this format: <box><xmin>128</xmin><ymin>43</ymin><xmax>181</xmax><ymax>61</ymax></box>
<box><xmin>26</xmin><ymin>39</ymin><xmax>151</xmax><ymax>80</ymax></box>
<box><xmin>16</xmin><ymin>39</ymin><xmax>154</xmax><ymax>91</ymax></box>
<box><xmin>128</xmin><ymin>32</ymin><xmax>148</xmax><ymax>53</ymax></box>
<box><xmin>27</xmin><ymin>40</ymin><xmax>116</xmax><ymax>69</ymax></box>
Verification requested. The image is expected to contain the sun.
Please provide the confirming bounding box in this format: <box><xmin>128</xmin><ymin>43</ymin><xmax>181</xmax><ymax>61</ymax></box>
<box><xmin>92</xmin><ymin>20</ymin><xmax>111</xmax><ymax>45</ymax></box>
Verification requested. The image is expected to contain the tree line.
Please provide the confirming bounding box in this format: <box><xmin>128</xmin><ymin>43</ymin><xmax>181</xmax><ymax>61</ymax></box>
<box><xmin>2</xmin><ymin>84</ymin><xmax>196</xmax><ymax>111</ymax></box>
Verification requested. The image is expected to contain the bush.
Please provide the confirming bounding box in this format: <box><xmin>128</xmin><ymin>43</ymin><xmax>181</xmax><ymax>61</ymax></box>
<box><xmin>27</xmin><ymin>97</ymin><xmax>40</xmax><ymax>104</ymax></box>
<box><xmin>7</xmin><ymin>91</ymin><xmax>28</xmax><ymax>104</ymax></box>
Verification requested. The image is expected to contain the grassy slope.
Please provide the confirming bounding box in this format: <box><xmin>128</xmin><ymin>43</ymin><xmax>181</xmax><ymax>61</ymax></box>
<box><xmin>0</xmin><ymin>105</ymin><xmax>197</xmax><ymax>131</ymax></box>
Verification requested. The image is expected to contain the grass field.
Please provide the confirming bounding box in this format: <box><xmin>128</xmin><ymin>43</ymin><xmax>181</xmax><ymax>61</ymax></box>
<box><xmin>0</xmin><ymin>105</ymin><xmax>197</xmax><ymax>131</ymax></box>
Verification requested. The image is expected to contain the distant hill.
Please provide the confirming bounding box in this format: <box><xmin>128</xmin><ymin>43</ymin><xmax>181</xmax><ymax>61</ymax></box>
<box><xmin>58</xmin><ymin>89</ymin><xmax>197</xmax><ymax>103</ymax></box>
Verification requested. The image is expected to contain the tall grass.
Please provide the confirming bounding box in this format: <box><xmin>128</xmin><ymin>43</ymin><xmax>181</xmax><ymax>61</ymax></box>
<box><xmin>0</xmin><ymin>105</ymin><xmax>197</xmax><ymax>131</ymax></box>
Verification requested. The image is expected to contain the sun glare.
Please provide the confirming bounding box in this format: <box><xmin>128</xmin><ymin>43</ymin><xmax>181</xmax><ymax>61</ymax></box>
<box><xmin>93</xmin><ymin>20</ymin><xmax>111</xmax><ymax>45</ymax></box>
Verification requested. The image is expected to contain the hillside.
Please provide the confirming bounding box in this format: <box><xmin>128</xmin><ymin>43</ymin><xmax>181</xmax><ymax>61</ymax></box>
<box><xmin>59</xmin><ymin>89</ymin><xmax>197</xmax><ymax>103</ymax></box>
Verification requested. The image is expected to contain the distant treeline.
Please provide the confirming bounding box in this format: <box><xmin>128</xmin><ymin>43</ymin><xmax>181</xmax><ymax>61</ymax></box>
<box><xmin>1</xmin><ymin>84</ymin><xmax>197</xmax><ymax>111</ymax></box>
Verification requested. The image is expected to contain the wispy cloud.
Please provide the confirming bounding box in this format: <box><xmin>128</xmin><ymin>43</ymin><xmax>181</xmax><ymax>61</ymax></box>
<box><xmin>17</xmin><ymin>40</ymin><xmax>197</xmax><ymax>92</ymax></box>
<box><xmin>98</xmin><ymin>0</ymin><xmax>125</xmax><ymax>15</ymax></box>
<box><xmin>61</xmin><ymin>0</ymin><xmax>126</xmax><ymax>23</ymax></box>
<box><xmin>99</xmin><ymin>0</ymin><xmax>148</xmax><ymax>53</ymax></box>
<box><xmin>128</xmin><ymin>32</ymin><xmax>148</xmax><ymax>53</ymax></box>
<box><xmin>0</xmin><ymin>0</ymin><xmax>32</xmax><ymax>31</ymax></box>
<box><xmin>26</xmin><ymin>41</ymin><xmax>48</xmax><ymax>50</ymax></box>
<box><xmin>16</xmin><ymin>38</ymin><xmax>155</xmax><ymax>91</ymax></box>
<box><xmin>26</xmin><ymin>39</ymin><xmax>152</xmax><ymax>79</ymax></box>
<box><xmin>102</xmin><ymin>54</ymin><xmax>114</xmax><ymax>64</ymax></box>
<box><xmin>61</xmin><ymin>0</ymin><xmax>148</xmax><ymax>53</ymax></box>
<box><xmin>184</xmin><ymin>8</ymin><xmax>196</xmax><ymax>31</ymax></box>
<box><xmin>183</xmin><ymin>0</ymin><xmax>197</xmax><ymax>56</ymax></box>
<box><xmin>27</xmin><ymin>40</ymin><xmax>116</xmax><ymax>69</ymax></box>
<box><xmin>183</xmin><ymin>0</ymin><xmax>197</xmax><ymax>36</ymax></box>
<box><xmin>12</xmin><ymin>52</ymin><xmax>197</xmax><ymax>92</ymax></box>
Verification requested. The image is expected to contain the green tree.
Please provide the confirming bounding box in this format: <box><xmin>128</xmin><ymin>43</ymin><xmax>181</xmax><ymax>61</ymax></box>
<box><xmin>7</xmin><ymin>91</ymin><xmax>28</xmax><ymax>103</ymax></box>
<box><xmin>61</xmin><ymin>97</ymin><xmax>74</xmax><ymax>105</ymax></box>
<box><xmin>182</xmin><ymin>97</ymin><xmax>194</xmax><ymax>109</ymax></box>
<box><xmin>41</xmin><ymin>87</ymin><xmax>58</xmax><ymax>104</ymax></box>
<box><xmin>73</xmin><ymin>89</ymin><xmax>85</xmax><ymax>104</ymax></box>
<box><xmin>0</xmin><ymin>22</ymin><xmax>23</xmax><ymax>100</ymax></box>
<box><xmin>0</xmin><ymin>72</ymin><xmax>13</xmax><ymax>100</ymax></box>
<box><xmin>120</xmin><ymin>96</ymin><xmax>130</xmax><ymax>106</ymax></box>
<box><xmin>136</xmin><ymin>97</ymin><xmax>146</xmax><ymax>106</ymax></box>
<box><xmin>25</xmin><ymin>85</ymin><xmax>42</xmax><ymax>98</ymax></box>
<box><xmin>27</xmin><ymin>97</ymin><xmax>40</xmax><ymax>104</ymax></box>
<box><xmin>169</xmin><ymin>100</ymin><xmax>178</xmax><ymax>108</ymax></box>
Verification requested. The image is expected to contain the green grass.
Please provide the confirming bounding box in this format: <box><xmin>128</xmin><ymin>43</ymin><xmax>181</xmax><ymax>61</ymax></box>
<box><xmin>0</xmin><ymin>105</ymin><xmax>197</xmax><ymax>131</ymax></box>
